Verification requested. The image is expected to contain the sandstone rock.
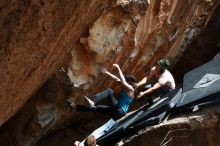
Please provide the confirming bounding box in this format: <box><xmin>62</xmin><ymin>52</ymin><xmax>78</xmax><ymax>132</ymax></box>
<box><xmin>0</xmin><ymin>0</ymin><xmax>115</xmax><ymax>126</ymax></box>
<box><xmin>0</xmin><ymin>0</ymin><xmax>219</xmax><ymax>146</ymax></box>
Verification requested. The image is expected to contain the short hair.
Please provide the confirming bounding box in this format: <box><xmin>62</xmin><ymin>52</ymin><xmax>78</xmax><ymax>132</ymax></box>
<box><xmin>157</xmin><ymin>59</ymin><xmax>170</xmax><ymax>71</ymax></box>
<box><xmin>85</xmin><ymin>135</ymin><xmax>96</xmax><ymax>146</ymax></box>
<box><xmin>125</xmin><ymin>75</ymin><xmax>136</xmax><ymax>85</ymax></box>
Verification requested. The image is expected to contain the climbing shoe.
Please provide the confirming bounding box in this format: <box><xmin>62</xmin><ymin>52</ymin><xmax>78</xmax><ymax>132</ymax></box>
<box><xmin>65</xmin><ymin>98</ymin><xmax>75</xmax><ymax>111</ymax></box>
<box><xmin>83</xmin><ymin>96</ymin><xmax>95</xmax><ymax>108</ymax></box>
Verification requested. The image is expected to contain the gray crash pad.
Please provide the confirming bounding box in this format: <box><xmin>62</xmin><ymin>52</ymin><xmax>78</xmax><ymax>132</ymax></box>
<box><xmin>183</xmin><ymin>56</ymin><xmax>220</xmax><ymax>92</ymax></box>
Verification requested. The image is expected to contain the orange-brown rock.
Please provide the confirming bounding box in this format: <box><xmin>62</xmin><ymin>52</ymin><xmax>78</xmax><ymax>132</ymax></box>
<box><xmin>67</xmin><ymin>0</ymin><xmax>220</xmax><ymax>99</ymax></box>
<box><xmin>0</xmin><ymin>0</ymin><xmax>115</xmax><ymax>126</ymax></box>
<box><xmin>0</xmin><ymin>0</ymin><xmax>220</xmax><ymax>146</ymax></box>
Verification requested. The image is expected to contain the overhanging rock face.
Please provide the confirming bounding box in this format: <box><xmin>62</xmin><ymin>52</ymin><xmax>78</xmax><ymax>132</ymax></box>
<box><xmin>67</xmin><ymin>0</ymin><xmax>220</xmax><ymax>105</ymax></box>
<box><xmin>0</xmin><ymin>0</ymin><xmax>115</xmax><ymax>126</ymax></box>
<box><xmin>0</xmin><ymin>0</ymin><xmax>219</xmax><ymax>145</ymax></box>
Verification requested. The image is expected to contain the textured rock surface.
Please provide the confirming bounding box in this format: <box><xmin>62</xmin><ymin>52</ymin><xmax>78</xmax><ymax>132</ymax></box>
<box><xmin>172</xmin><ymin>2</ymin><xmax>220</xmax><ymax>84</ymax></box>
<box><xmin>123</xmin><ymin>105</ymin><xmax>220</xmax><ymax>146</ymax></box>
<box><xmin>0</xmin><ymin>0</ymin><xmax>220</xmax><ymax>146</ymax></box>
<box><xmin>68</xmin><ymin>0</ymin><xmax>220</xmax><ymax>99</ymax></box>
<box><xmin>0</xmin><ymin>0</ymin><xmax>115</xmax><ymax>126</ymax></box>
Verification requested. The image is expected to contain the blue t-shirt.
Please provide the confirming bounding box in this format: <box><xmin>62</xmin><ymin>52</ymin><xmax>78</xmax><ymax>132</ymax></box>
<box><xmin>118</xmin><ymin>90</ymin><xmax>133</xmax><ymax>113</ymax></box>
